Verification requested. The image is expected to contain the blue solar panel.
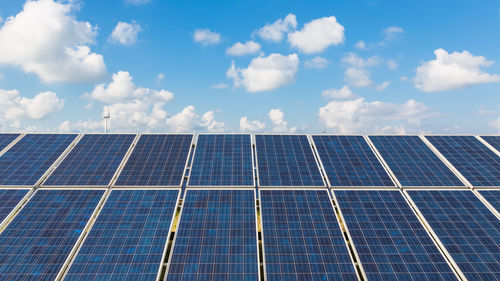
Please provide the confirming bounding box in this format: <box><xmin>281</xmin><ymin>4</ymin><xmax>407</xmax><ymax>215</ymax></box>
<box><xmin>0</xmin><ymin>189</ymin><xmax>29</xmax><ymax>225</ymax></box>
<box><xmin>478</xmin><ymin>190</ymin><xmax>500</xmax><ymax>213</ymax></box>
<box><xmin>166</xmin><ymin>189</ymin><xmax>259</xmax><ymax>281</ymax></box>
<box><xmin>44</xmin><ymin>134</ymin><xmax>135</xmax><ymax>186</ymax></box>
<box><xmin>408</xmin><ymin>190</ymin><xmax>500</xmax><ymax>281</ymax></box>
<box><xmin>335</xmin><ymin>190</ymin><xmax>458</xmax><ymax>281</ymax></box>
<box><xmin>64</xmin><ymin>189</ymin><xmax>179</xmax><ymax>281</ymax></box>
<box><xmin>0</xmin><ymin>189</ymin><xmax>104</xmax><ymax>280</ymax></box>
<box><xmin>313</xmin><ymin>135</ymin><xmax>395</xmax><ymax>187</ymax></box>
<box><xmin>369</xmin><ymin>136</ymin><xmax>464</xmax><ymax>187</ymax></box>
<box><xmin>260</xmin><ymin>189</ymin><xmax>358</xmax><ymax>281</ymax></box>
<box><xmin>426</xmin><ymin>136</ymin><xmax>500</xmax><ymax>187</ymax></box>
<box><xmin>0</xmin><ymin>133</ymin><xmax>20</xmax><ymax>152</ymax></box>
<box><xmin>256</xmin><ymin>135</ymin><xmax>324</xmax><ymax>187</ymax></box>
<box><xmin>0</xmin><ymin>134</ymin><xmax>77</xmax><ymax>186</ymax></box>
<box><xmin>115</xmin><ymin>134</ymin><xmax>192</xmax><ymax>186</ymax></box>
<box><xmin>188</xmin><ymin>134</ymin><xmax>254</xmax><ymax>186</ymax></box>
<box><xmin>481</xmin><ymin>136</ymin><xmax>500</xmax><ymax>154</ymax></box>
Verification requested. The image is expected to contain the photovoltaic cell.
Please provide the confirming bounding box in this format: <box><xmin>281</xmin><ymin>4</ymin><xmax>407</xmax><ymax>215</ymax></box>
<box><xmin>335</xmin><ymin>190</ymin><xmax>458</xmax><ymax>281</ymax></box>
<box><xmin>166</xmin><ymin>189</ymin><xmax>259</xmax><ymax>281</ymax></box>
<box><xmin>426</xmin><ymin>136</ymin><xmax>500</xmax><ymax>187</ymax></box>
<box><xmin>260</xmin><ymin>189</ymin><xmax>357</xmax><ymax>281</ymax></box>
<box><xmin>115</xmin><ymin>134</ymin><xmax>192</xmax><ymax>186</ymax></box>
<box><xmin>0</xmin><ymin>189</ymin><xmax>29</xmax><ymax>224</ymax></box>
<box><xmin>408</xmin><ymin>190</ymin><xmax>500</xmax><ymax>281</ymax></box>
<box><xmin>369</xmin><ymin>136</ymin><xmax>464</xmax><ymax>187</ymax></box>
<box><xmin>0</xmin><ymin>189</ymin><xmax>104</xmax><ymax>281</ymax></box>
<box><xmin>0</xmin><ymin>134</ymin><xmax>77</xmax><ymax>186</ymax></box>
<box><xmin>256</xmin><ymin>135</ymin><xmax>324</xmax><ymax>187</ymax></box>
<box><xmin>478</xmin><ymin>190</ymin><xmax>500</xmax><ymax>213</ymax></box>
<box><xmin>480</xmin><ymin>136</ymin><xmax>500</xmax><ymax>154</ymax></box>
<box><xmin>313</xmin><ymin>135</ymin><xmax>395</xmax><ymax>187</ymax></box>
<box><xmin>188</xmin><ymin>134</ymin><xmax>253</xmax><ymax>186</ymax></box>
<box><xmin>64</xmin><ymin>189</ymin><xmax>179</xmax><ymax>281</ymax></box>
<box><xmin>0</xmin><ymin>133</ymin><xmax>20</xmax><ymax>152</ymax></box>
<box><xmin>44</xmin><ymin>134</ymin><xmax>135</xmax><ymax>186</ymax></box>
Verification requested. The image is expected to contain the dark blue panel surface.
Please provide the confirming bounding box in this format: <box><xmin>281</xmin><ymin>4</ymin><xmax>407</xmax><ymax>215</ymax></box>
<box><xmin>64</xmin><ymin>189</ymin><xmax>179</xmax><ymax>281</ymax></box>
<box><xmin>313</xmin><ymin>135</ymin><xmax>394</xmax><ymax>187</ymax></box>
<box><xmin>256</xmin><ymin>135</ymin><xmax>324</xmax><ymax>187</ymax></box>
<box><xmin>0</xmin><ymin>134</ymin><xmax>76</xmax><ymax>186</ymax></box>
<box><xmin>260</xmin><ymin>190</ymin><xmax>357</xmax><ymax>281</ymax></box>
<box><xmin>408</xmin><ymin>190</ymin><xmax>500</xmax><ymax>281</ymax></box>
<box><xmin>188</xmin><ymin>134</ymin><xmax>253</xmax><ymax>186</ymax></box>
<box><xmin>0</xmin><ymin>189</ymin><xmax>104</xmax><ymax>281</ymax></box>
<box><xmin>0</xmin><ymin>189</ymin><xmax>28</xmax><ymax>224</ymax></box>
<box><xmin>0</xmin><ymin>133</ymin><xmax>19</xmax><ymax>152</ymax></box>
<box><xmin>481</xmin><ymin>136</ymin><xmax>500</xmax><ymax>153</ymax></box>
<box><xmin>166</xmin><ymin>189</ymin><xmax>259</xmax><ymax>281</ymax></box>
<box><xmin>370</xmin><ymin>136</ymin><xmax>464</xmax><ymax>187</ymax></box>
<box><xmin>479</xmin><ymin>190</ymin><xmax>500</xmax><ymax>213</ymax></box>
<box><xmin>426</xmin><ymin>136</ymin><xmax>500</xmax><ymax>187</ymax></box>
<box><xmin>44</xmin><ymin>134</ymin><xmax>135</xmax><ymax>186</ymax></box>
<box><xmin>115</xmin><ymin>134</ymin><xmax>192</xmax><ymax>186</ymax></box>
<box><xmin>336</xmin><ymin>190</ymin><xmax>458</xmax><ymax>281</ymax></box>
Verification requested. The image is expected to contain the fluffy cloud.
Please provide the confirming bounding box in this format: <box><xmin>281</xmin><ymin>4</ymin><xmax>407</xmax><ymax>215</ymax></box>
<box><xmin>322</xmin><ymin>86</ymin><xmax>356</xmax><ymax>99</ymax></box>
<box><xmin>288</xmin><ymin>16</ymin><xmax>344</xmax><ymax>54</ymax></box>
<box><xmin>226</xmin><ymin>41</ymin><xmax>261</xmax><ymax>56</ymax></box>
<box><xmin>268</xmin><ymin>109</ymin><xmax>296</xmax><ymax>132</ymax></box>
<box><xmin>256</xmin><ymin>13</ymin><xmax>297</xmax><ymax>42</ymax></box>
<box><xmin>355</xmin><ymin>40</ymin><xmax>367</xmax><ymax>50</ymax></box>
<box><xmin>240</xmin><ymin>117</ymin><xmax>266</xmax><ymax>132</ymax></box>
<box><xmin>226</xmin><ymin>53</ymin><xmax>299</xmax><ymax>92</ymax></box>
<box><xmin>387</xmin><ymin>59</ymin><xmax>398</xmax><ymax>70</ymax></box>
<box><xmin>490</xmin><ymin>118</ymin><xmax>500</xmax><ymax>133</ymax></box>
<box><xmin>166</xmin><ymin>106</ymin><xmax>225</xmax><ymax>132</ymax></box>
<box><xmin>193</xmin><ymin>29</ymin><xmax>221</xmax><ymax>45</ymax></box>
<box><xmin>0</xmin><ymin>0</ymin><xmax>106</xmax><ymax>83</ymax></box>
<box><xmin>413</xmin><ymin>49</ymin><xmax>500</xmax><ymax>92</ymax></box>
<box><xmin>109</xmin><ymin>21</ymin><xmax>141</xmax><ymax>46</ymax></box>
<box><xmin>342</xmin><ymin>53</ymin><xmax>389</xmax><ymax>89</ymax></box>
<box><xmin>305</xmin><ymin>56</ymin><xmax>329</xmax><ymax>69</ymax></box>
<box><xmin>381</xmin><ymin>26</ymin><xmax>404</xmax><ymax>44</ymax></box>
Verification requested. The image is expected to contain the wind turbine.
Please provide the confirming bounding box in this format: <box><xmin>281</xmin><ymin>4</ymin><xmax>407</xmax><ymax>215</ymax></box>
<box><xmin>103</xmin><ymin>107</ymin><xmax>110</xmax><ymax>133</ymax></box>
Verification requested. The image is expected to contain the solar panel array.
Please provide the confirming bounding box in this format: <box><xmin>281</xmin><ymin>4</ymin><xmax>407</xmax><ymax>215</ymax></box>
<box><xmin>256</xmin><ymin>135</ymin><xmax>324</xmax><ymax>187</ymax></box>
<box><xmin>188</xmin><ymin>134</ymin><xmax>254</xmax><ymax>186</ymax></box>
<box><xmin>369</xmin><ymin>136</ymin><xmax>465</xmax><ymax>187</ymax></box>
<box><xmin>0</xmin><ymin>133</ymin><xmax>19</xmax><ymax>152</ymax></box>
<box><xmin>480</xmin><ymin>136</ymin><xmax>500</xmax><ymax>153</ymax></box>
<box><xmin>478</xmin><ymin>190</ymin><xmax>500</xmax><ymax>213</ymax></box>
<box><xmin>0</xmin><ymin>189</ymin><xmax>28</xmax><ymax>224</ymax></box>
<box><xmin>115</xmin><ymin>134</ymin><xmax>192</xmax><ymax>187</ymax></box>
<box><xmin>426</xmin><ymin>136</ymin><xmax>500</xmax><ymax>187</ymax></box>
<box><xmin>313</xmin><ymin>135</ymin><xmax>395</xmax><ymax>187</ymax></box>
<box><xmin>407</xmin><ymin>190</ymin><xmax>500</xmax><ymax>281</ymax></box>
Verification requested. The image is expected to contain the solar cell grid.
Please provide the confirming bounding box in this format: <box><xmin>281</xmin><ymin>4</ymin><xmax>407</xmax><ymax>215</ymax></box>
<box><xmin>256</xmin><ymin>135</ymin><xmax>324</xmax><ymax>187</ymax></box>
<box><xmin>0</xmin><ymin>189</ymin><xmax>104</xmax><ymax>281</ymax></box>
<box><xmin>369</xmin><ymin>136</ymin><xmax>464</xmax><ymax>187</ymax></box>
<box><xmin>426</xmin><ymin>136</ymin><xmax>500</xmax><ymax>187</ymax></box>
<box><xmin>313</xmin><ymin>135</ymin><xmax>395</xmax><ymax>187</ymax></box>
<box><xmin>478</xmin><ymin>190</ymin><xmax>500</xmax><ymax>214</ymax></box>
<box><xmin>64</xmin><ymin>189</ymin><xmax>179</xmax><ymax>281</ymax></box>
<box><xmin>260</xmin><ymin>189</ymin><xmax>358</xmax><ymax>281</ymax></box>
<box><xmin>115</xmin><ymin>134</ymin><xmax>192</xmax><ymax>186</ymax></box>
<box><xmin>407</xmin><ymin>190</ymin><xmax>500</xmax><ymax>281</ymax></box>
<box><xmin>44</xmin><ymin>134</ymin><xmax>135</xmax><ymax>186</ymax></box>
<box><xmin>335</xmin><ymin>190</ymin><xmax>458</xmax><ymax>281</ymax></box>
<box><xmin>166</xmin><ymin>189</ymin><xmax>259</xmax><ymax>281</ymax></box>
<box><xmin>480</xmin><ymin>136</ymin><xmax>500</xmax><ymax>154</ymax></box>
<box><xmin>0</xmin><ymin>133</ymin><xmax>20</xmax><ymax>152</ymax></box>
<box><xmin>0</xmin><ymin>189</ymin><xmax>29</xmax><ymax>225</ymax></box>
<box><xmin>0</xmin><ymin>134</ymin><xmax>77</xmax><ymax>186</ymax></box>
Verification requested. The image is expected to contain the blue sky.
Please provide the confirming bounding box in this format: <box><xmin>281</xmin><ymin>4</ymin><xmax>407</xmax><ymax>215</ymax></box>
<box><xmin>0</xmin><ymin>0</ymin><xmax>499</xmax><ymax>133</ymax></box>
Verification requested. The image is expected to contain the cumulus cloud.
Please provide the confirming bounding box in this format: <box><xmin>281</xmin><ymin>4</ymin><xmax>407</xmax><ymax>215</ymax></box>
<box><xmin>268</xmin><ymin>108</ymin><xmax>296</xmax><ymax>132</ymax></box>
<box><xmin>305</xmin><ymin>56</ymin><xmax>329</xmax><ymax>69</ymax></box>
<box><xmin>240</xmin><ymin>117</ymin><xmax>266</xmax><ymax>132</ymax></box>
<box><xmin>413</xmin><ymin>49</ymin><xmax>500</xmax><ymax>92</ymax></box>
<box><xmin>226</xmin><ymin>53</ymin><xmax>299</xmax><ymax>92</ymax></box>
<box><xmin>288</xmin><ymin>16</ymin><xmax>344</xmax><ymax>54</ymax></box>
<box><xmin>193</xmin><ymin>29</ymin><xmax>221</xmax><ymax>45</ymax></box>
<box><xmin>226</xmin><ymin>41</ymin><xmax>261</xmax><ymax>56</ymax></box>
<box><xmin>109</xmin><ymin>21</ymin><xmax>141</xmax><ymax>45</ymax></box>
<box><xmin>256</xmin><ymin>13</ymin><xmax>297</xmax><ymax>42</ymax></box>
<box><xmin>355</xmin><ymin>40</ymin><xmax>367</xmax><ymax>50</ymax></box>
<box><xmin>166</xmin><ymin>105</ymin><xmax>225</xmax><ymax>132</ymax></box>
<box><xmin>322</xmin><ymin>86</ymin><xmax>356</xmax><ymax>99</ymax></box>
<box><xmin>0</xmin><ymin>0</ymin><xmax>106</xmax><ymax>83</ymax></box>
<box><xmin>381</xmin><ymin>26</ymin><xmax>404</xmax><ymax>44</ymax></box>
<box><xmin>342</xmin><ymin>53</ymin><xmax>389</xmax><ymax>89</ymax></box>
<box><xmin>387</xmin><ymin>59</ymin><xmax>398</xmax><ymax>70</ymax></box>
<box><xmin>490</xmin><ymin>117</ymin><xmax>500</xmax><ymax>133</ymax></box>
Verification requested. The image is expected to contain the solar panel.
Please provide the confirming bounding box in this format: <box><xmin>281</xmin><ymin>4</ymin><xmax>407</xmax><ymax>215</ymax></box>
<box><xmin>335</xmin><ymin>190</ymin><xmax>459</xmax><ymax>281</ymax></box>
<box><xmin>369</xmin><ymin>136</ymin><xmax>464</xmax><ymax>187</ymax></box>
<box><xmin>0</xmin><ymin>189</ymin><xmax>29</xmax><ymax>226</ymax></box>
<box><xmin>313</xmin><ymin>135</ymin><xmax>395</xmax><ymax>187</ymax></box>
<box><xmin>480</xmin><ymin>136</ymin><xmax>500</xmax><ymax>154</ymax></box>
<box><xmin>64</xmin><ymin>189</ymin><xmax>179</xmax><ymax>281</ymax></box>
<box><xmin>426</xmin><ymin>136</ymin><xmax>500</xmax><ymax>187</ymax></box>
<box><xmin>260</xmin><ymin>189</ymin><xmax>358</xmax><ymax>281</ymax></box>
<box><xmin>407</xmin><ymin>190</ymin><xmax>500</xmax><ymax>281</ymax></box>
<box><xmin>0</xmin><ymin>134</ymin><xmax>77</xmax><ymax>186</ymax></box>
<box><xmin>0</xmin><ymin>133</ymin><xmax>20</xmax><ymax>152</ymax></box>
<box><xmin>188</xmin><ymin>134</ymin><xmax>254</xmax><ymax>186</ymax></box>
<box><xmin>256</xmin><ymin>135</ymin><xmax>324</xmax><ymax>187</ymax></box>
<box><xmin>478</xmin><ymin>190</ymin><xmax>500</xmax><ymax>213</ymax></box>
<box><xmin>0</xmin><ymin>189</ymin><xmax>104</xmax><ymax>280</ymax></box>
<box><xmin>115</xmin><ymin>134</ymin><xmax>192</xmax><ymax>187</ymax></box>
<box><xmin>166</xmin><ymin>189</ymin><xmax>259</xmax><ymax>281</ymax></box>
<box><xmin>44</xmin><ymin>134</ymin><xmax>135</xmax><ymax>186</ymax></box>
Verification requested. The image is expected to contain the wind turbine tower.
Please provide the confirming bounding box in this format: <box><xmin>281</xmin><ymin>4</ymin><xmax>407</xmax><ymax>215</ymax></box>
<box><xmin>103</xmin><ymin>107</ymin><xmax>110</xmax><ymax>133</ymax></box>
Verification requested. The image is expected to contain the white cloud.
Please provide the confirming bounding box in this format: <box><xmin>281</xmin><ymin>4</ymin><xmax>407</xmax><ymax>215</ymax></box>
<box><xmin>227</xmin><ymin>53</ymin><xmax>299</xmax><ymax>92</ymax></box>
<box><xmin>381</xmin><ymin>26</ymin><xmax>404</xmax><ymax>44</ymax></box>
<box><xmin>193</xmin><ymin>29</ymin><xmax>221</xmax><ymax>45</ymax></box>
<box><xmin>413</xmin><ymin>49</ymin><xmax>500</xmax><ymax>92</ymax></box>
<box><xmin>0</xmin><ymin>0</ymin><xmax>106</xmax><ymax>83</ymax></box>
<box><xmin>387</xmin><ymin>59</ymin><xmax>398</xmax><ymax>70</ymax></box>
<box><xmin>240</xmin><ymin>117</ymin><xmax>266</xmax><ymax>132</ymax></box>
<box><xmin>288</xmin><ymin>16</ymin><xmax>344</xmax><ymax>54</ymax></box>
<box><xmin>58</xmin><ymin>119</ymin><xmax>102</xmax><ymax>133</ymax></box>
<box><xmin>345</xmin><ymin>67</ymin><xmax>373</xmax><ymax>88</ymax></box>
<box><xmin>490</xmin><ymin>117</ymin><xmax>500</xmax><ymax>133</ymax></box>
<box><xmin>477</xmin><ymin>109</ymin><xmax>497</xmax><ymax>116</ymax></box>
<box><xmin>109</xmin><ymin>21</ymin><xmax>141</xmax><ymax>46</ymax></box>
<box><xmin>226</xmin><ymin>41</ymin><xmax>261</xmax><ymax>56</ymax></box>
<box><xmin>256</xmin><ymin>13</ymin><xmax>297</xmax><ymax>42</ymax></box>
<box><xmin>375</xmin><ymin>81</ymin><xmax>391</xmax><ymax>91</ymax></box>
<box><xmin>268</xmin><ymin>108</ymin><xmax>296</xmax><ymax>132</ymax></box>
<box><xmin>199</xmin><ymin>111</ymin><xmax>226</xmax><ymax>132</ymax></box>
<box><xmin>322</xmin><ymin>86</ymin><xmax>356</xmax><ymax>99</ymax></box>
<box><xmin>212</xmin><ymin>83</ymin><xmax>229</xmax><ymax>89</ymax></box>
<box><xmin>355</xmin><ymin>40</ymin><xmax>367</xmax><ymax>50</ymax></box>
<box><xmin>342</xmin><ymin>53</ymin><xmax>389</xmax><ymax>89</ymax></box>
<box><xmin>157</xmin><ymin>73</ymin><xmax>165</xmax><ymax>81</ymax></box>
<box><xmin>166</xmin><ymin>105</ymin><xmax>225</xmax><ymax>132</ymax></box>
<box><xmin>305</xmin><ymin>56</ymin><xmax>329</xmax><ymax>69</ymax></box>
<box><xmin>125</xmin><ymin>0</ymin><xmax>150</xmax><ymax>5</ymax></box>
